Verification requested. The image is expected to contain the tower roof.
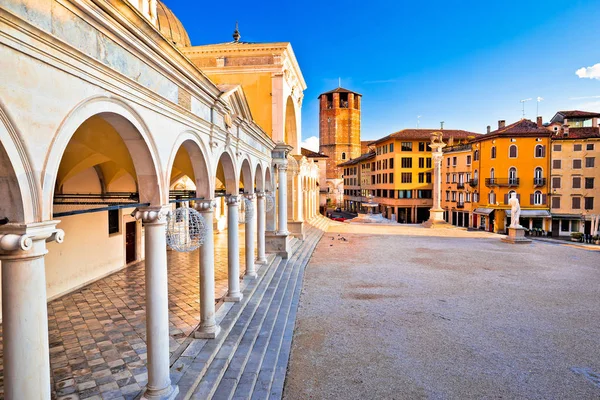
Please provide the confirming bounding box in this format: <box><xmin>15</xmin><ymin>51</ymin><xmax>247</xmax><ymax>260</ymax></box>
<box><xmin>318</xmin><ymin>87</ymin><xmax>362</xmax><ymax>98</ymax></box>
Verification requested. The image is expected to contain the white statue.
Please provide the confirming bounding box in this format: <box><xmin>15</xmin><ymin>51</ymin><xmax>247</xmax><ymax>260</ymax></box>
<box><xmin>509</xmin><ymin>192</ymin><xmax>522</xmax><ymax>228</ymax></box>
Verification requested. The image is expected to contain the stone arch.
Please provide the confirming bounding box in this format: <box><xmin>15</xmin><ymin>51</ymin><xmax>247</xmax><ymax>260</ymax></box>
<box><xmin>284</xmin><ymin>96</ymin><xmax>298</xmax><ymax>152</ymax></box>
<box><xmin>0</xmin><ymin>104</ymin><xmax>37</xmax><ymax>223</ymax></box>
<box><xmin>239</xmin><ymin>157</ymin><xmax>254</xmax><ymax>194</ymax></box>
<box><xmin>216</xmin><ymin>150</ymin><xmax>238</xmax><ymax>195</ymax></box>
<box><xmin>166</xmin><ymin>131</ymin><xmax>213</xmax><ymax>198</ymax></box>
<box><xmin>264</xmin><ymin>166</ymin><xmax>273</xmax><ymax>192</ymax></box>
<box><xmin>255</xmin><ymin>163</ymin><xmax>264</xmax><ymax>192</ymax></box>
<box><xmin>43</xmin><ymin>96</ymin><xmax>163</xmax><ymax>219</ymax></box>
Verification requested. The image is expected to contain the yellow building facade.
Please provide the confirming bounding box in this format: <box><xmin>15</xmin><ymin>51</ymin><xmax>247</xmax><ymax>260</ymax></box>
<box><xmin>471</xmin><ymin>119</ymin><xmax>551</xmax><ymax>233</ymax></box>
<box><xmin>441</xmin><ymin>144</ymin><xmax>476</xmax><ymax>227</ymax></box>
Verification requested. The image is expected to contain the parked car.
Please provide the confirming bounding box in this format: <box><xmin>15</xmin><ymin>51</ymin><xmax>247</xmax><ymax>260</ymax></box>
<box><xmin>331</xmin><ymin>217</ymin><xmax>346</xmax><ymax>222</ymax></box>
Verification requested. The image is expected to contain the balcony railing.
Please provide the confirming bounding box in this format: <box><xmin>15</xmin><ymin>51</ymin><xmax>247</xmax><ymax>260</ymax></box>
<box><xmin>456</xmin><ymin>202</ymin><xmax>465</xmax><ymax>209</ymax></box>
<box><xmin>457</xmin><ymin>182</ymin><xmax>465</xmax><ymax>189</ymax></box>
<box><xmin>485</xmin><ymin>178</ymin><xmax>520</xmax><ymax>187</ymax></box>
<box><xmin>533</xmin><ymin>177</ymin><xmax>547</xmax><ymax>187</ymax></box>
<box><xmin>468</xmin><ymin>179</ymin><xmax>478</xmax><ymax>187</ymax></box>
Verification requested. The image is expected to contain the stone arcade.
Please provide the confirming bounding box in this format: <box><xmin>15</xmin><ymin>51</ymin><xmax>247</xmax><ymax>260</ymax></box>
<box><xmin>0</xmin><ymin>0</ymin><xmax>320</xmax><ymax>398</ymax></box>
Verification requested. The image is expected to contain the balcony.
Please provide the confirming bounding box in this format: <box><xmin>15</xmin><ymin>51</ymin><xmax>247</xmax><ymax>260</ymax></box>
<box><xmin>456</xmin><ymin>202</ymin><xmax>465</xmax><ymax>209</ymax></box>
<box><xmin>485</xmin><ymin>178</ymin><xmax>520</xmax><ymax>187</ymax></box>
<box><xmin>533</xmin><ymin>177</ymin><xmax>547</xmax><ymax>187</ymax></box>
<box><xmin>457</xmin><ymin>182</ymin><xmax>465</xmax><ymax>189</ymax></box>
<box><xmin>468</xmin><ymin>179</ymin><xmax>478</xmax><ymax>187</ymax></box>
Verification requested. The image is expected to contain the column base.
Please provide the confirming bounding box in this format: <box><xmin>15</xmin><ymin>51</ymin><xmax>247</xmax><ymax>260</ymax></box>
<box><xmin>266</xmin><ymin>231</ymin><xmax>291</xmax><ymax>259</ymax></box>
<box><xmin>244</xmin><ymin>271</ymin><xmax>258</xmax><ymax>279</ymax></box>
<box><xmin>194</xmin><ymin>324</ymin><xmax>221</xmax><ymax>339</ymax></box>
<box><xmin>255</xmin><ymin>257</ymin><xmax>268</xmax><ymax>264</ymax></box>
<box><xmin>288</xmin><ymin>220</ymin><xmax>305</xmax><ymax>240</ymax></box>
<box><xmin>501</xmin><ymin>227</ymin><xmax>532</xmax><ymax>244</ymax></box>
<box><xmin>422</xmin><ymin>208</ymin><xmax>450</xmax><ymax>228</ymax></box>
<box><xmin>141</xmin><ymin>384</ymin><xmax>179</xmax><ymax>400</ymax></box>
<box><xmin>224</xmin><ymin>292</ymin><xmax>243</xmax><ymax>302</ymax></box>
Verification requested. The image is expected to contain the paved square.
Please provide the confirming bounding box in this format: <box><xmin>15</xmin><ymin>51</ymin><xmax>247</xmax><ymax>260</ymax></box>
<box><xmin>284</xmin><ymin>223</ymin><xmax>600</xmax><ymax>400</ymax></box>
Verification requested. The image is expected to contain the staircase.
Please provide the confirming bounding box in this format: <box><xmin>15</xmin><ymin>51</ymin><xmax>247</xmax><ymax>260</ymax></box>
<box><xmin>171</xmin><ymin>217</ymin><xmax>330</xmax><ymax>400</ymax></box>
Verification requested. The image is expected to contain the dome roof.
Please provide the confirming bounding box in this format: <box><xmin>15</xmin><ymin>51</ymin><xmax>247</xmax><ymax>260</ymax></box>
<box><xmin>156</xmin><ymin>1</ymin><xmax>191</xmax><ymax>48</ymax></box>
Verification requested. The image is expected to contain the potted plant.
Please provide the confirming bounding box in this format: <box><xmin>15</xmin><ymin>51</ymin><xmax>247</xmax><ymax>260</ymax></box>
<box><xmin>571</xmin><ymin>232</ymin><xmax>584</xmax><ymax>242</ymax></box>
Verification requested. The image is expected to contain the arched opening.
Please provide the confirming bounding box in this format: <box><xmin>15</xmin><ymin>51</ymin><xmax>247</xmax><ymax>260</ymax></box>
<box><xmin>509</xmin><ymin>144</ymin><xmax>518</xmax><ymax>158</ymax></box>
<box><xmin>284</xmin><ymin>96</ymin><xmax>298</xmax><ymax>153</ymax></box>
<box><xmin>509</xmin><ymin>167</ymin><xmax>518</xmax><ymax>185</ymax></box>
<box><xmin>216</xmin><ymin>151</ymin><xmax>238</xmax><ymax>196</ymax></box>
<box><xmin>0</xmin><ymin>138</ymin><xmax>26</xmax><ymax>224</ymax></box>
<box><xmin>46</xmin><ymin>112</ymin><xmax>161</xmax><ymax>300</ymax></box>
<box><xmin>240</xmin><ymin>158</ymin><xmax>254</xmax><ymax>195</ymax></box>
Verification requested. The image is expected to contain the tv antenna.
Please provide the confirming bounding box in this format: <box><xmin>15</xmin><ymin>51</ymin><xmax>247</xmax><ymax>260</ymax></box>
<box><xmin>520</xmin><ymin>98</ymin><xmax>532</xmax><ymax>118</ymax></box>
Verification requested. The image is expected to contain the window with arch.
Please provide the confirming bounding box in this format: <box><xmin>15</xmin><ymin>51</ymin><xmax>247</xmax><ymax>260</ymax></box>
<box><xmin>341</xmin><ymin>152</ymin><xmax>346</xmax><ymax>160</ymax></box>
<box><xmin>474</xmin><ymin>149</ymin><xmax>479</xmax><ymax>161</ymax></box>
<box><xmin>534</xmin><ymin>144</ymin><xmax>545</xmax><ymax>158</ymax></box>
<box><xmin>491</xmin><ymin>146</ymin><xmax>497</xmax><ymax>159</ymax></box>
<box><xmin>474</xmin><ymin>170</ymin><xmax>479</xmax><ymax>181</ymax></box>
<box><xmin>534</xmin><ymin>167</ymin><xmax>543</xmax><ymax>179</ymax></box>
<box><xmin>509</xmin><ymin>144</ymin><xmax>518</xmax><ymax>158</ymax></box>
<box><xmin>489</xmin><ymin>191</ymin><xmax>496</xmax><ymax>204</ymax></box>
<box><xmin>509</xmin><ymin>167</ymin><xmax>517</xmax><ymax>184</ymax></box>
<box><xmin>490</xmin><ymin>168</ymin><xmax>495</xmax><ymax>181</ymax></box>
<box><xmin>533</xmin><ymin>190</ymin><xmax>543</xmax><ymax>205</ymax></box>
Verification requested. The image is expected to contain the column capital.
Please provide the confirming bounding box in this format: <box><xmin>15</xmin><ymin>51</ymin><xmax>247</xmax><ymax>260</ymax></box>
<box><xmin>133</xmin><ymin>205</ymin><xmax>170</xmax><ymax>225</ymax></box>
<box><xmin>226</xmin><ymin>195</ymin><xmax>242</xmax><ymax>206</ymax></box>
<box><xmin>0</xmin><ymin>220</ymin><xmax>64</xmax><ymax>255</ymax></box>
<box><xmin>256</xmin><ymin>191</ymin><xmax>266</xmax><ymax>199</ymax></box>
<box><xmin>194</xmin><ymin>199</ymin><xmax>216</xmax><ymax>212</ymax></box>
<box><xmin>277</xmin><ymin>164</ymin><xmax>289</xmax><ymax>172</ymax></box>
<box><xmin>244</xmin><ymin>193</ymin><xmax>256</xmax><ymax>201</ymax></box>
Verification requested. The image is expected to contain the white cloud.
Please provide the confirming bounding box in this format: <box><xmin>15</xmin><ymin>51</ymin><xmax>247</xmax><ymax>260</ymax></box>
<box><xmin>300</xmin><ymin>136</ymin><xmax>319</xmax><ymax>152</ymax></box>
<box><xmin>576</xmin><ymin>63</ymin><xmax>600</xmax><ymax>79</ymax></box>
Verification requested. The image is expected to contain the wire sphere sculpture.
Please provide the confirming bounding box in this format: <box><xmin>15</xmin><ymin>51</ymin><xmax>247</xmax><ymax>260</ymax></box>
<box><xmin>238</xmin><ymin>197</ymin><xmax>255</xmax><ymax>224</ymax></box>
<box><xmin>166</xmin><ymin>207</ymin><xmax>207</xmax><ymax>252</ymax></box>
<box><xmin>265</xmin><ymin>193</ymin><xmax>275</xmax><ymax>212</ymax></box>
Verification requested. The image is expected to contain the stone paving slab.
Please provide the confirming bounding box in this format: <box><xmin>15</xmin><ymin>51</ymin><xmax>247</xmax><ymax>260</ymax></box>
<box><xmin>0</xmin><ymin>229</ymin><xmax>251</xmax><ymax>399</ymax></box>
<box><xmin>284</xmin><ymin>223</ymin><xmax>600</xmax><ymax>400</ymax></box>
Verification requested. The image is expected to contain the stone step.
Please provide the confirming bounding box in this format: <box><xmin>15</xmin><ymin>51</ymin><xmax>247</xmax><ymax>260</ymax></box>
<box><xmin>218</xmin><ymin>227</ymin><xmax>324</xmax><ymax>400</ymax></box>
<box><xmin>186</xmin><ymin>256</ymin><xmax>290</xmax><ymax>400</ymax></box>
<box><xmin>249</xmin><ymin>227</ymin><xmax>326</xmax><ymax>400</ymax></box>
<box><xmin>171</xmin><ymin>254</ymin><xmax>283</xmax><ymax>399</ymax></box>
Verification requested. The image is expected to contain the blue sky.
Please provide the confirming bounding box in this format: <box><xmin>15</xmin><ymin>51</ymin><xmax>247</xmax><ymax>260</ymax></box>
<box><xmin>165</xmin><ymin>0</ymin><xmax>600</xmax><ymax>149</ymax></box>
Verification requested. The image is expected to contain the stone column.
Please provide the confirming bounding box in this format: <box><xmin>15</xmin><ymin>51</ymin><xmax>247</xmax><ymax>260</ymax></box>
<box><xmin>134</xmin><ymin>207</ymin><xmax>178</xmax><ymax>400</ymax></box>
<box><xmin>303</xmin><ymin>189</ymin><xmax>309</xmax><ymax>221</ymax></box>
<box><xmin>424</xmin><ymin>141</ymin><xmax>447</xmax><ymax>227</ymax></box>
<box><xmin>277</xmin><ymin>165</ymin><xmax>289</xmax><ymax>235</ymax></box>
<box><xmin>0</xmin><ymin>221</ymin><xmax>64</xmax><ymax>400</ymax></box>
<box><xmin>256</xmin><ymin>192</ymin><xmax>267</xmax><ymax>263</ymax></box>
<box><xmin>244</xmin><ymin>193</ymin><xmax>257</xmax><ymax>278</ymax></box>
<box><xmin>266</xmin><ymin>191</ymin><xmax>276</xmax><ymax>232</ymax></box>
<box><xmin>194</xmin><ymin>200</ymin><xmax>220</xmax><ymax>339</ymax></box>
<box><xmin>225</xmin><ymin>195</ymin><xmax>243</xmax><ymax>301</ymax></box>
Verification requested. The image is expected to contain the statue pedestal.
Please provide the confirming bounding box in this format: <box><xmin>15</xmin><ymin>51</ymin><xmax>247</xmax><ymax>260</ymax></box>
<box><xmin>422</xmin><ymin>209</ymin><xmax>451</xmax><ymax>229</ymax></box>
<box><xmin>501</xmin><ymin>227</ymin><xmax>532</xmax><ymax>244</ymax></box>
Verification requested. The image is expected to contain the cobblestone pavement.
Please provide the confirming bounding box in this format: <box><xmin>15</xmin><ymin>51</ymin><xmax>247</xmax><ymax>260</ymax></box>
<box><xmin>285</xmin><ymin>223</ymin><xmax>600</xmax><ymax>400</ymax></box>
<box><xmin>0</xmin><ymin>228</ymin><xmax>252</xmax><ymax>400</ymax></box>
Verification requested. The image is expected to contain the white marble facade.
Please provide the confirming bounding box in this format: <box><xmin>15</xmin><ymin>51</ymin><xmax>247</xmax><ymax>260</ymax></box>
<box><xmin>0</xmin><ymin>1</ymin><xmax>319</xmax><ymax>398</ymax></box>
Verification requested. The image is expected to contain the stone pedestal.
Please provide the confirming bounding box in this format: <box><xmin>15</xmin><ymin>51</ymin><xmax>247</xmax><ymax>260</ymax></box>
<box><xmin>265</xmin><ymin>231</ymin><xmax>291</xmax><ymax>259</ymax></box>
<box><xmin>288</xmin><ymin>220</ymin><xmax>305</xmax><ymax>240</ymax></box>
<box><xmin>501</xmin><ymin>226</ymin><xmax>532</xmax><ymax>244</ymax></box>
<box><xmin>422</xmin><ymin>208</ymin><xmax>450</xmax><ymax>228</ymax></box>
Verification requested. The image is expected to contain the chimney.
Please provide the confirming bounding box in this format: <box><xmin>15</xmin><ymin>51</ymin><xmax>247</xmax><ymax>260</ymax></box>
<box><xmin>498</xmin><ymin>120</ymin><xmax>506</xmax><ymax>129</ymax></box>
<box><xmin>593</xmin><ymin>117</ymin><xmax>598</xmax><ymax>128</ymax></box>
<box><xmin>537</xmin><ymin>116</ymin><xmax>543</xmax><ymax>128</ymax></box>
<box><xmin>486</xmin><ymin>125</ymin><xmax>491</xmax><ymax>134</ymax></box>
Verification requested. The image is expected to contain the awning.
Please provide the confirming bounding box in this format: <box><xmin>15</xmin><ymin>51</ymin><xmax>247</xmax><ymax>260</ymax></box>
<box><xmin>473</xmin><ymin>208</ymin><xmax>494</xmax><ymax>215</ymax></box>
<box><xmin>551</xmin><ymin>213</ymin><xmax>578</xmax><ymax>219</ymax></box>
<box><xmin>520</xmin><ymin>210</ymin><xmax>551</xmax><ymax>218</ymax></box>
